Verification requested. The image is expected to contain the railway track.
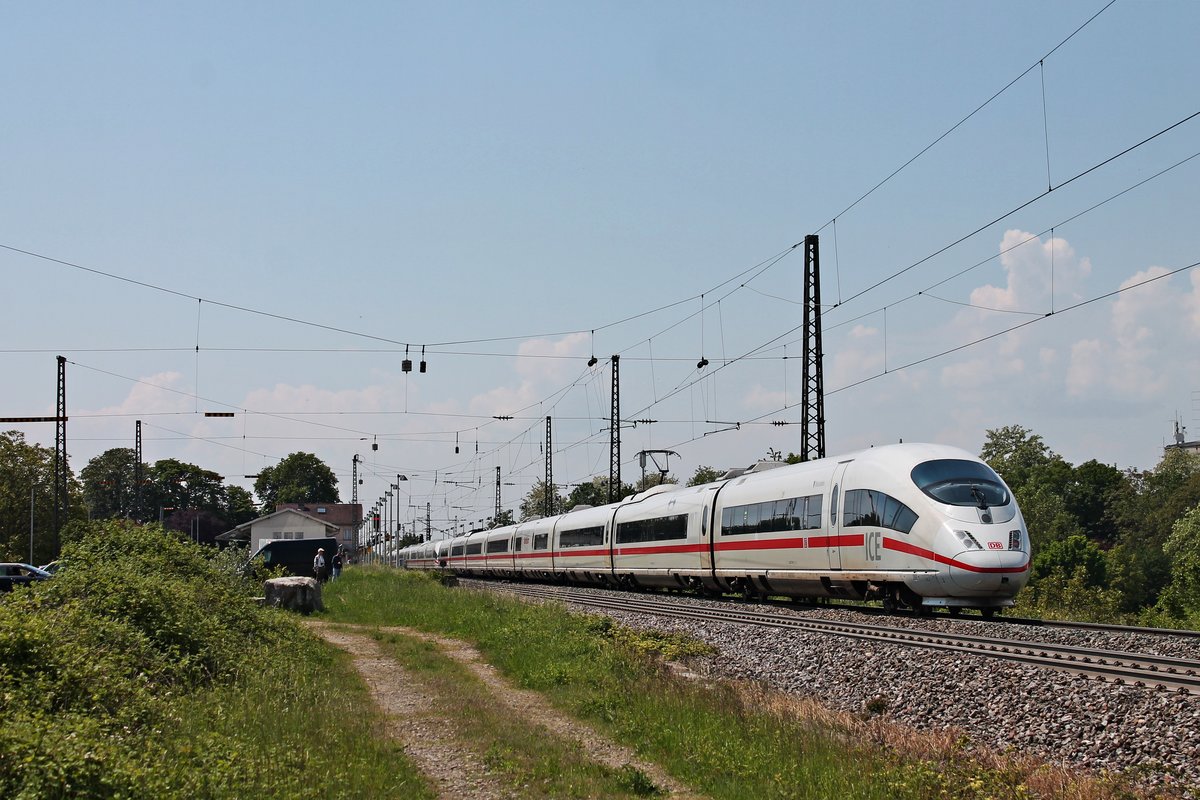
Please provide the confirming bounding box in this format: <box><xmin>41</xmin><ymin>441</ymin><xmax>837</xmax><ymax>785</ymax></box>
<box><xmin>756</xmin><ymin>597</ymin><xmax>1200</xmax><ymax>639</ymax></box>
<box><xmin>481</xmin><ymin>581</ymin><xmax>1200</xmax><ymax>695</ymax></box>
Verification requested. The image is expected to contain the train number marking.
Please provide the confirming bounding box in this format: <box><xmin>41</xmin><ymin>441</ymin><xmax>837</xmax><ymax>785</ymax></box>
<box><xmin>865</xmin><ymin>530</ymin><xmax>883</xmax><ymax>562</ymax></box>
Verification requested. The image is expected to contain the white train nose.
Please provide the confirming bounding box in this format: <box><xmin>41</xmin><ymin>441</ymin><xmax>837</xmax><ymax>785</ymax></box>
<box><xmin>947</xmin><ymin>549</ymin><xmax>1029</xmax><ymax>594</ymax></box>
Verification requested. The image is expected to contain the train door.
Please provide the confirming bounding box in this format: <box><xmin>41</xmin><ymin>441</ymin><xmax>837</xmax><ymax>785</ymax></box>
<box><xmin>828</xmin><ymin>460</ymin><xmax>853</xmax><ymax>569</ymax></box>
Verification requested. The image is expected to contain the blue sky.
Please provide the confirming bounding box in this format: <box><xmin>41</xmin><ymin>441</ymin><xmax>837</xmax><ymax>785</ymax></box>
<box><xmin>4</xmin><ymin>1</ymin><xmax>1199</xmax><ymax>535</ymax></box>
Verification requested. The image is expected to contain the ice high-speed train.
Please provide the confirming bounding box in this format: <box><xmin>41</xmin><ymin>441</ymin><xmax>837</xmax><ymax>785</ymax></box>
<box><xmin>399</xmin><ymin>443</ymin><xmax>1031</xmax><ymax>614</ymax></box>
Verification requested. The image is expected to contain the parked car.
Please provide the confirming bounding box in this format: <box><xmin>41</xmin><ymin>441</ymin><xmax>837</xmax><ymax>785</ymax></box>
<box><xmin>0</xmin><ymin>563</ymin><xmax>52</xmax><ymax>592</ymax></box>
<box><xmin>39</xmin><ymin>560</ymin><xmax>61</xmax><ymax>575</ymax></box>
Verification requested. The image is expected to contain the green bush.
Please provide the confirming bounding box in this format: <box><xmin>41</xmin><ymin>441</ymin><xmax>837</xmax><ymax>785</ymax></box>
<box><xmin>0</xmin><ymin>521</ymin><xmax>427</xmax><ymax>799</ymax></box>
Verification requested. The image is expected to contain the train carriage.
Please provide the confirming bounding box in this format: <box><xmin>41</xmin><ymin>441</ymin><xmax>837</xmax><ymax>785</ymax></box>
<box><xmin>482</xmin><ymin>527</ymin><xmax>516</xmax><ymax>577</ymax></box>
<box><xmin>711</xmin><ymin>443</ymin><xmax>1028</xmax><ymax>610</ymax></box>
<box><xmin>513</xmin><ymin>517</ymin><xmax>556</xmax><ymax>580</ymax></box>
<box><xmin>445</xmin><ymin>534</ymin><xmax>469</xmax><ymax>572</ymax></box>
<box><xmin>461</xmin><ymin>530</ymin><xmax>488</xmax><ymax>576</ymax></box>
<box><xmin>552</xmin><ymin>504</ymin><xmax>617</xmax><ymax>585</ymax></box>
<box><xmin>711</xmin><ymin>459</ymin><xmax>834</xmax><ymax>597</ymax></box>
<box><xmin>611</xmin><ymin>483</ymin><xmax>710</xmax><ymax>590</ymax></box>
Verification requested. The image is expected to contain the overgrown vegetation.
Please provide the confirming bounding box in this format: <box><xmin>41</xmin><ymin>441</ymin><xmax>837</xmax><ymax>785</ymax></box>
<box><xmin>325</xmin><ymin>569</ymin><xmax>1156</xmax><ymax>800</ymax></box>
<box><xmin>0</xmin><ymin>520</ymin><xmax>431</xmax><ymax>799</ymax></box>
<box><xmin>981</xmin><ymin>425</ymin><xmax>1200</xmax><ymax>628</ymax></box>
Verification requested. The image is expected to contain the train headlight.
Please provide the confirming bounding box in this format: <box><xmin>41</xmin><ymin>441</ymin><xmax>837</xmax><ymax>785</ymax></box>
<box><xmin>1008</xmin><ymin>529</ymin><xmax>1022</xmax><ymax>550</ymax></box>
<box><xmin>954</xmin><ymin>529</ymin><xmax>983</xmax><ymax>550</ymax></box>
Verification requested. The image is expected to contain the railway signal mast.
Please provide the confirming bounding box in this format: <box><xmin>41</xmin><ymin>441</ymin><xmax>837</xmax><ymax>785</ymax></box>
<box><xmin>800</xmin><ymin>235</ymin><xmax>826</xmax><ymax>462</ymax></box>
<box><xmin>544</xmin><ymin>416</ymin><xmax>553</xmax><ymax>517</ymax></box>
<box><xmin>609</xmin><ymin>355</ymin><xmax>620</xmax><ymax>504</ymax></box>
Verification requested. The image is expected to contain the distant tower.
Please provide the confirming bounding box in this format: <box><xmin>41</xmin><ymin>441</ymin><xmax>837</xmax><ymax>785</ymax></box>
<box><xmin>800</xmin><ymin>235</ymin><xmax>826</xmax><ymax>461</ymax></box>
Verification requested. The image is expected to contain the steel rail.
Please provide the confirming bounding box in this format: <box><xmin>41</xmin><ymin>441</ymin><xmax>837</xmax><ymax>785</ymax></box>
<box><xmin>766</xmin><ymin>597</ymin><xmax>1200</xmax><ymax>639</ymax></box>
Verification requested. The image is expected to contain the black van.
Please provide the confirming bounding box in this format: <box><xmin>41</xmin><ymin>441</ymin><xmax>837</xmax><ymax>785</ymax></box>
<box><xmin>248</xmin><ymin>538</ymin><xmax>340</xmax><ymax>578</ymax></box>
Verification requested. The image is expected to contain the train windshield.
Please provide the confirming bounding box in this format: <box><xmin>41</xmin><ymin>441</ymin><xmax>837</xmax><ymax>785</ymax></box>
<box><xmin>910</xmin><ymin>459</ymin><xmax>1009</xmax><ymax>508</ymax></box>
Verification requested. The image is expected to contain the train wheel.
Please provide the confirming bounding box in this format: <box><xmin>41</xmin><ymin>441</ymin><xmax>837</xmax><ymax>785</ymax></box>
<box><xmin>981</xmin><ymin>608</ymin><xmax>995</xmax><ymax>619</ymax></box>
<box><xmin>882</xmin><ymin>594</ymin><xmax>897</xmax><ymax>614</ymax></box>
<box><xmin>948</xmin><ymin>607</ymin><xmax>961</xmax><ymax>617</ymax></box>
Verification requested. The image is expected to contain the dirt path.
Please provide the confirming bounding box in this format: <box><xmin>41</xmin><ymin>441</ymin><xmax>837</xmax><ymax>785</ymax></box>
<box><xmin>312</xmin><ymin>625</ymin><xmax>511</xmax><ymax>800</ymax></box>
<box><xmin>307</xmin><ymin>621</ymin><xmax>705</xmax><ymax>800</ymax></box>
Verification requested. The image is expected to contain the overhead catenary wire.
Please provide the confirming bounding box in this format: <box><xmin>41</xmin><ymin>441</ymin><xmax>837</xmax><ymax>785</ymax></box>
<box><xmin>812</xmin><ymin>0</ymin><xmax>1118</xmax><ymax>235</ymax></box>
<box><xmin>8</xmin><ymin>0</ymin><xmax>1188</xmax><ymax>518</ymax></box>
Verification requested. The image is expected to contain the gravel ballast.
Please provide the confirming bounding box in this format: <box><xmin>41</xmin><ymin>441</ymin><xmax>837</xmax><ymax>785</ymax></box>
<box><xmin>473</xmin><ymin>581</ymin><xmax>1200</xmax><ymax>796</ymax></box>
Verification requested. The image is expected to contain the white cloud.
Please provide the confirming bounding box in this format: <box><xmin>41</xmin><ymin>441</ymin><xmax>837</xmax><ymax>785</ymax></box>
<box><xmin>971</xmin><ymin>229</ymin><xmax>1092</xmax><ymax>314</ymax></box>
<box><xmin>740</xmin><ymin>383</ymin><xmax>783</xmax><ymax>412</ymax></box>
<box><xmin>828</xmin><ymin>326</ymin><xmax>884</xmax><ymax>390</ymax></box>
<box><xmin>1062</xmin><ymin>266</ymin><xmax>1182</xmax><ymax>400</ymax></box>
<box><xmin>1065</xmin><ymin>339</ymin><xmax>1104</xmax><ymax>396</ymax></box>
<box><xmin>1191</xmin><ymin>270</ymin><xmax>1200</xmax><ymax>335</ymax></box>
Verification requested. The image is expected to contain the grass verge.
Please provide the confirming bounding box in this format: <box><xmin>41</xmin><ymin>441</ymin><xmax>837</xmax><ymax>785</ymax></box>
<box><xmin>324</xmin><ymin>568</ymin><xmax>1157</xmax><ymax>800</ymax></box>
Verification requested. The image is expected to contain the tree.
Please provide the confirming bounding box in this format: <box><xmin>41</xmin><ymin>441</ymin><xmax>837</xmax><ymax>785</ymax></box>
<box><xmin>1104</xmin><ymin>449</ymin><xmax>1200</xmax><ymax>612</ymax></box>
<box><xmin>565</xmin><ymin>476</ymin><xmax>637</xmax><ymax>510</ymax></box>
<box><xmin>0</xmin><ymin>431</ymin><xmax>62</xmax><ymax>563</ymax></box>
<box><xmin>687</xmin><ymin>465</ymin><xmax>725</xmax><ymax>486</ymax></box>
<box><xmin>80</xmin><ymin>448</ymin><xmax>150</xmax><ymax>521</ymax></box>
<box><xmin>224</xmin><ymin>486</ymin><xmax>258</xmax><ymax>527</ymax></box>
<box><xmin>1158</xmin><ymin>503</ymin><xmax>1200</xmax><ymax>618</ymax></box>
<box><xmin>519</xmin><ymin>479</ymin><xmax>565</xmax><ymax>521</ymax></box>
<box><xmin>635</xmin><ymin>473</ymin><xmax>678</xmax><ymax>491</ymax></box>
<box><xmin>1060</xmin><ymin>459</ymin><xmax>1126</xmax><ymax>546</ymax></box>
<box><xmin>1032</xmin><ymin>534</ymin><xmax>1107</xmax><ymax>587</ymax></box>
<box><xmin>981</xmin><ymin>424</ymin><xmax>1060</xmax><ymax>492</ymax></box>
<box><xmin>149</xmin><ymin>459</ymin><xmax>226</xmax><ymax>518</ymax></box>
<box><xmin>396</xmin><ymin>532</ymin><xmax>423</xmax><ymax>548</ymax></box>
<box><xmin>489</xmin><ymin>509</ymin><xmax>515</xmax><ymax>529</ymax></box>
<box><xmin>254</xmin><ymin>452</ymin><xmax>339</xmax><ymax>512</ymax></box>
<box><xmin>1013</xmin><ymin>484</ymin><xmax>1085</xmax><ymax>552</ymax></box>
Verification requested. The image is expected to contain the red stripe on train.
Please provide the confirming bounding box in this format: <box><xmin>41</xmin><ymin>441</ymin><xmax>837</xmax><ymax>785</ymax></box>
<box><xmin>883</xmin><ymin>538</ymin><xmax>1029</xmax><ymax>573</ymax></box>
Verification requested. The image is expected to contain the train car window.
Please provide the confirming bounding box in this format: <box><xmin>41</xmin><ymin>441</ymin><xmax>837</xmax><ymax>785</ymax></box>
<box><xmin>911</xmin><ymin>459</ymin><xmax>1009</xmax><ymax>507</ymax></box>
<box><xmin>831</xmin><ymin>486</ymin><xmax>839</xmax><ymax>525</ymax></box>
<box><xmin>805</xmin><ymin>495</ymin><xmax>822</xmax><ymax>530</ymax></box>
<box><xmin>451</xmin><ymin>544</ymin><xmax>464</xmax><ymax>556</ymax></box>
<box><xmin>533</xmin><ymin>533</ymin><xmax>549</xmax><ymax>550</ymax></box>
<box><xmin>559</xmin><ymin>525</ymin><xmax>605</xmax><ymax>548</ymax></box>
<box><xmin>843</xmin><ymin>489</ymin><xmax>918</xmax><ymax>534</ymax></box>
<box><xmin>721</xmin><ymin>495</ymin><xmax>823</xmax><ymax>535</ymax></box>
<box><xmin>487</xmin><ymin>538</ymin><xmax>509</xmax><ymax>554</ymax></box>
<box><xmin>788</xmin><ymin>498</ymin><xmax>804</xmax><ymax>531</ymax></box>
<box><xmin>892</xmin><ymin>504</ymin><xmax>918</xmax><ymax>534</ymax></box>
<box><xmin>466</xmin><ymin>542</ymin><xmax>483</xmax><ymax>556</ymax></box>
<box><xmin>514</xmin><ymin>537</ymin><xmax>523</xmax><ymax>552</ymax></box>
<box><xmin>745</xmin><ymin>503</ymin><xmax>762</xmax><ymax>533</ymax></box>
<box><xmin>771</xmin><ymin>498</ymin><xmax>794</xmax><ymax>530</ymax></box>
<box><xmin>616</xmin><ymin>513</ymin><xmax>688</xmax><ymax>544</ymax></box>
